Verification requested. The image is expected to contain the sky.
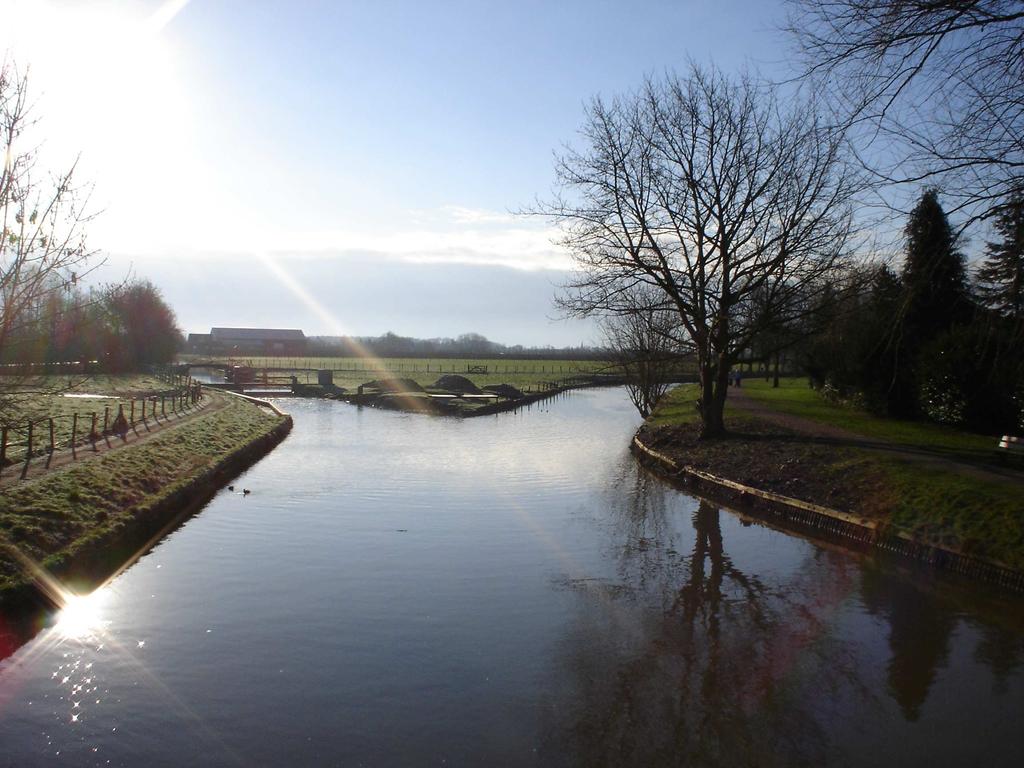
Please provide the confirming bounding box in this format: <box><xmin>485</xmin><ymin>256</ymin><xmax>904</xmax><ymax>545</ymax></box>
<box><xmin>1</xmin><ymin>0</ymin><xmax>790</xmax><ymax>345</ymax></box>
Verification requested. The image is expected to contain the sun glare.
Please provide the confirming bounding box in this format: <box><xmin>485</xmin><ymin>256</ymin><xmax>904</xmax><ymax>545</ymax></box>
<box><xmin>1</xmin><ymin>0</ymin><xmax>198</xmax><ymax>250</ymax></box>
<box><xmin>54</xmin><ymin>588</ymin><xmax>111</xmax><ymax>642</ymax></box>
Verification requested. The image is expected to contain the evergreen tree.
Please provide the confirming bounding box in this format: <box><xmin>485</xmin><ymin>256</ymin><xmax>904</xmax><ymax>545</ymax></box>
<box><xmin>861</xmin><ymin>264</ymin><xmax>908</xmax><ymax>413</ymax></box>
<box><xmin>901</xmin><ymin>189</ymin><xmax>971</xmax><ymax>343</ymax></box>
<box><xmin>976</xmin><ymin>192</ymin><xmax>1024</xmax><ymax>319</ymax></box>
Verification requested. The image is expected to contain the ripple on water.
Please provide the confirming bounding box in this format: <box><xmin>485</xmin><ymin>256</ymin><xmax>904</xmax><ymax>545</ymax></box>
<box><xmin>0</xmin><ymin>388</ymin><xmax>1022</xmax><ymax>767</ymax></box>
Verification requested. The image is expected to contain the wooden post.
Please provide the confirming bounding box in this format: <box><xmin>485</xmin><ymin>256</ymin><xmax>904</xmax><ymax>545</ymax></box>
<box><xmin>45</xmin><ymin>418</ymin><xmax>55</xmax><ymax>468</ymax></box>
<box><xmin>161</xmin><ymin>395</ymin><xmax>166</xmax><ymax>418</ymax></box>
<box><xmin>0</xmin><ymin>426</ymin><xmax>7</xmax><ymax>479</ymax></box>
<box><xmin>130</xmin><ymin>400</ymin><xmax>136</xmax><ymax>433</ymax></box>
<box><xmin>91</xmin><ymin>412</ymin><xmax>98</xmax><ymax>451</ymax></box>
<box><xmin>103</xmin><ymin>406</ymin><xmax>111</xmax><ymax>446</ymax></box>
<box><xmin>71</xmin><ymin>414</ymin><xmax>78</xmax><ymax>459</ymax></box>
<box><xmin>21</xmin><ymin>422</ymin><xmax>33</xmax><ymax>479</ymax></box>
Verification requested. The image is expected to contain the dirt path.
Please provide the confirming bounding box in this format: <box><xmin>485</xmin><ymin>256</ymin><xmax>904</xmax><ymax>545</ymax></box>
<box><xmin>727</xmin><ymin>386</ymin><xmax>1024</xmax><ymax>486</ymax></box>
<box><xmin>0</xmin><ymin>394</ymin><xmax>229</xmax><ymax>487</ymax></box>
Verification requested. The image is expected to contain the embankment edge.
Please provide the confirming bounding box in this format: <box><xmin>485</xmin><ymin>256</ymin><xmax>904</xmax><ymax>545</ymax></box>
<box><xmin>632</xmin><ymin>433</ymin><xmax>1024</xmax><ymax>593</ymax></box>
<box><xmin>1</xmin><ymin>399</ymin><xmax>293</xmax><ymax>614</ymax></box>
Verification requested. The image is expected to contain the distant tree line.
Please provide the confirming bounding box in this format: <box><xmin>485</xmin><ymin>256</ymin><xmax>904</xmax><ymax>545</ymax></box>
<box><xmin>0</xmin><ymin>278</ymin><xmax>183</xmax><ymax>372</ymax></box>
<box><xmin>306</xmin><ymin>331</ymin><xmax>608</xmax><ymax>361</ymax></box>
<box><xmin>803</xmin><ymin>188</ymin><xmax>1024</xmax><ymax>433</ymax></box>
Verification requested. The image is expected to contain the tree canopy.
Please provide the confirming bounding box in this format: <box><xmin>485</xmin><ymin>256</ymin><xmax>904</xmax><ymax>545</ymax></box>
<box><xmin>545</xmin><ymin>64</ymin><xmax>861</xmax><ymax>436</ymax></box>
<box><xmin>902</xmin><ymin>188</ymin><xmax>971</xmax><ymax>343</ymax></box>
<box><xmin>976</xmin><ymin>191</ymin><xmax>1024</xmax><ymax>319</ymax></box>
<box><xmin>787</xmin><ymin>0</ymin><xmax>1024</xmax><ymax>223</ymax></box>
<box><xmin>1</xmin><ymin>63</ymin><xmax>98</xmax><ymax>368</ymax></box>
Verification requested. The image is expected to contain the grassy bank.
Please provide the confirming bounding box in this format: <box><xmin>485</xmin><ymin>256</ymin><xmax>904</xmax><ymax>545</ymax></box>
<box><xmin>641</xmin><ymin>379</ymin><xmax>1024</xmax><ymax>571</ymax></box>
<box><xmin>0</xmin><ymin>392</ymin><xmax>288</xmax><ymax>598</ymax></box>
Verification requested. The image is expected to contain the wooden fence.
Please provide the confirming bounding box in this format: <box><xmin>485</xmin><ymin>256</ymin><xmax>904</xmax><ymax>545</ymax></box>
<box><xmin>0</xmin><ymin>383</ymin><xmax>204</xmax><ymax>480</ymax></box>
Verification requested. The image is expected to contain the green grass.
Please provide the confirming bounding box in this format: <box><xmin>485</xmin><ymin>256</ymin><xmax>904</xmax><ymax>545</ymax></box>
<box><xmin>646</xmin><ymin>384</ymin><xmax>702</xmax><ymax>427</ymax></box>
<box><xmin>645</xmin><ymin>384</ymin><xmax>751</xmax><ymax>429</ymax></box>
<box><xmin>879</xmin><ymin>459</ymin><xmax>1024</xmax><ymax>567</ymax></box>
<box><xmin>0</xmin><ymin>392</ymin><xmax>285</xmax><ymax>593</ymax></box>
<box><xmin>742</xmin><ymin>377</ymin><xmax>996</xmax><ymax>453</ymax></box>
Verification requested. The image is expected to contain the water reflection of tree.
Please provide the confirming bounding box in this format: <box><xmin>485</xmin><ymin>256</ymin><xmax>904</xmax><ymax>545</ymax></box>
<box><xmin>545</xmin><ymin>465</ymin><xmax>866</xmax><ymax>767</ymax></box>
<box><xmin>549</xmin><ymin>462</ymin><xmax>1024</xmax><ymax>766</ymax></box>
<box><xmin>859</xmin><ymin>569</ymin><xmax>957</xmax><ymax>721</ymax></box>
<box><xmin>860</xmin><ymin>567</ymin><xmax>1024</xmax><ymax>715</ymax></box>
<box><xmin>974</xmin><ymin>625</ymin><xmax>1024</xmax><ymax>697</ymax></box>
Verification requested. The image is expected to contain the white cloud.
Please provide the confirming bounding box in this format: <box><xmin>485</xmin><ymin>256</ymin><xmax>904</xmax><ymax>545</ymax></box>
<box><xmin>440</xmin><ymin>205</ymin><xmax>517</xmax><ymax>225</ymax></box>
<box><xmin>118</xmin><ymin>206</ymin><xmax>574</xmax><ymax>271</ymax></box>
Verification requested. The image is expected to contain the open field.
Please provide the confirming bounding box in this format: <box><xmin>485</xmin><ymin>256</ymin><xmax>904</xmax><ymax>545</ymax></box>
<box><xmin>180</xmin><ymin>355</ymin><xmax>614</xmax><ymax>375</ymax></box>
<box><xmin>181</xmin><ymin>356</ymin><xmax>643</xmax><ymax>391</ymax></box>
<box><xmin>643</xmin><ymin>379</ymin><xmax>1024</xmax><ymax>570</ymax></box>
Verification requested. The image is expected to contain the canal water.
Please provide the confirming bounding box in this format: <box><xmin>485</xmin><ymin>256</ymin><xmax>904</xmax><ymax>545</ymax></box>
<box><xmin>0</xmin><ymin>388</ymin><xmax>1022</xmax><ymax>766</ymax></box>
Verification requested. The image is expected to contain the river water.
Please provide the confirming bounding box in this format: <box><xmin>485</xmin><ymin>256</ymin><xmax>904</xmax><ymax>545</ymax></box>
<box><xmin>0</xmin><ymin>388</ymin><xmax>1022</xmax><ymax>766</ymax></box>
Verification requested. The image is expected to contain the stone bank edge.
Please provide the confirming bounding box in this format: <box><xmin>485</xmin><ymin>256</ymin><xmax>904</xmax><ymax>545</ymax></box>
<box><xmin>631</xmin><ymin>433</ymin><xmax>1024</xmax><ymax>593</ymax></box>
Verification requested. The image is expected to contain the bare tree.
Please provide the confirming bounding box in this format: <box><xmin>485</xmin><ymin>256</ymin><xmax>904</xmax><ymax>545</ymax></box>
<box><xmin>544</xmin><ymin>64</ymin><xmax>860</xmax><ymax>437</ymax></box>
<box><xmin>0</xmin><ymin>63</ymin><xmax>100</xmax><ymax>409</ymax></box>
<box><xmin>787</xmin><ymin>0</ymin><xmax>1024</xmax><ymax>224</ymax></box>
<box><xmin>602</xmin><ymin>286</ymin><xmax>686</xmax><ymax>418</ymax></box>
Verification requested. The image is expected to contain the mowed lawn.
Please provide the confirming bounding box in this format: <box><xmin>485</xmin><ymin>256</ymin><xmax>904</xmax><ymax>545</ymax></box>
<box><xmin>741</xmin><ymin>377</ymin><xmax>997</xmax><ymax>455</ymax></box>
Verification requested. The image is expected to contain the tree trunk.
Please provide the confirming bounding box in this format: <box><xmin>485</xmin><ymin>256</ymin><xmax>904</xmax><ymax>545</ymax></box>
<box><xmin>772</xmin><ymin>352</ymin><xmax>780</xmax><ymax>388</ymax></box>
<box><xmin>698</xmin><ymin>355</ymin><xmax>730</xmax><ymax>439</ymax></box>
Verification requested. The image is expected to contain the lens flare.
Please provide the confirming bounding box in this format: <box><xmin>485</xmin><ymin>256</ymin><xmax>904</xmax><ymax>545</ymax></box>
<box><xmin>54</xmin><ymin>589</ymin><xmax>110</xmax><ymax>641</ymax></box>
<box><xmin>257</xmin><ymin>252</ymin><xmax>439</xmax><ymax>411</ymax></box>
